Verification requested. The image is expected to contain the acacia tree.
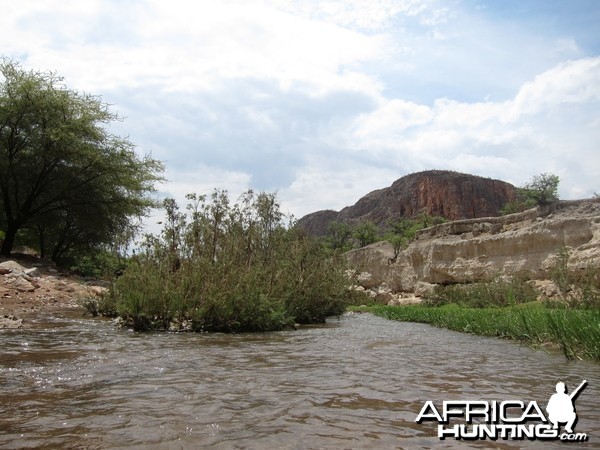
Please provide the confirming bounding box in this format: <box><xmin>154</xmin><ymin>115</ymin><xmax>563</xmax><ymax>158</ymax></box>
<box><xmin>327</xmin><ymin>221</ymin><xmax>352</xmax><ymax>250</ymax></box>
<box><xmin>0</xmin><ymin>58</ymin><xmax>163</xmax><ymax>258</ymax></box>
<box><xmin>501</xmin><ymin>173</ymin><xmax>560</xmax><ymax>215</ymax></box>
<box><xmin>352</xmin><ymin>221</ymin><xmax>378</xmax><ymax>248</ymax></box>
<box><xmin>522</xmin><ymin>173</ymin><xmax>560</xmax><ymax>206</ymax></box>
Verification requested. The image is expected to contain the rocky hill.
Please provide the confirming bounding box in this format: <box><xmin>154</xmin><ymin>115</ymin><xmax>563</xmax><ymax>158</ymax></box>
<box><xmin>297</xmin><ymin>170</ymin><xmax>516</xmax><ymax>236</ymax></box>
<box><xmin>346</xmin><ymin>199</ymin><xmax>600</xmax><ymax>304</ymax></box>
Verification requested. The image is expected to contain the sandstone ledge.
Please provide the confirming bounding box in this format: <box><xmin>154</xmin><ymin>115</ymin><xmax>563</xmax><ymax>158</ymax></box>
<box><xmin>347</xmin><ymin>199</ymin><xmax>600</xmax><ymax>301</ymax></box>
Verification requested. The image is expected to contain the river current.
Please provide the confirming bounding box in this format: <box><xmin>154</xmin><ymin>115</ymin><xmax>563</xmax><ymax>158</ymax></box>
<box><xmin>0</xmin><ymin>310</ymin><xmax>598</xmax><ymax>449</ymax></box>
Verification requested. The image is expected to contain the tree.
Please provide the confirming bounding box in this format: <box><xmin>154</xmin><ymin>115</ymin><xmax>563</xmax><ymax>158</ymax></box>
<box><xmin>386</xmin><ymin>234</ymin><xmax>406</xmax><ymax>262</ymax></box>
<box><xmin>0</xmin><ymin>58</ymin><xmax>164</xmax><ymax>257</ymax></box>
<box><xmin>522</xmin><ymin>173</ymin><xmax>560</xmax><ymax>206</ymax></box>
<box><xmin>327</xmin><ymin>221</ymin><xmax>352</xmax><ymax>250</ymax></box>
<box><xmin>352</xmin><ymin>221</ymin><xmax>378</xmax><ymax>248</ymax></box>
<box><xmin>501</xmin><ymin>173</ymin><xmax>560</xmax><ymax>215</ymax></box>
<box><xmin>385</xmin><ymin>217</ymin><xmax>414</xmax><ymax>261</ymax></box>
<box><xmin>385</xmin><ymin>215</ymin><xmax>445</xmax><ymax>260</ymax></box>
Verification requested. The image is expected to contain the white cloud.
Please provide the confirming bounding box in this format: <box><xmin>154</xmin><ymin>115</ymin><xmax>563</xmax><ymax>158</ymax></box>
<box><xmin>352</xmin><ymin>99</ymin><xmax>433</xmax><ymax>141</ymax></box>
<box><xmin>161</xmin><ymin>164</ymin><xmax>253</xmax><ymax>201</ymax></box>
<box><xmin>280</xmin><ymin>157</ymin><xmax>400</xmax><ymax>218</ymax></box>
<box><xmin>3</xmin><ymin>0</ymin><xmax>389</xmax><ymax>97</ymax></box>
<box><xmin>316</xmin><ymin>56</ymin><xmax>600</xmax><ymax>211</ymax></box>
<box><xmin>1</xmin><ymin>0</ymin><xmax>599</xmax><ymax>223</ymax></box>
<box><xmin>506</xmin><ymin>57</ymin><xmax>600</xmax><ymax>121</ymax></box>
<box><xmin>264</xmin><ymin>0</ymin><xmax>430</xmax><ymax>31</ymax></box>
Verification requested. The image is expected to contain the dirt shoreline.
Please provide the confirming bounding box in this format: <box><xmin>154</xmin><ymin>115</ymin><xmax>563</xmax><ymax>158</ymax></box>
<box><xmin>0</xmin><ymin>256</ymin><xmax>107</xmax><ymax>329</ymax></box>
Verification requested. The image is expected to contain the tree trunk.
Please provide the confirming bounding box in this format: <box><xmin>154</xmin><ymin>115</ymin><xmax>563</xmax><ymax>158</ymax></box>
<box><xmin>51</xmin><ymin>224</ymin><xmax>70</xmax><ymax>263</ymax></box>
<box><xmin>38</xmin><ymin>225</ymin><xmax>46</xmax><ymax>259</ymax></box>
<box><xmin>0</xmin><ymin>223</ymin><xmax>19</xmax><ymax>257</ymax></box>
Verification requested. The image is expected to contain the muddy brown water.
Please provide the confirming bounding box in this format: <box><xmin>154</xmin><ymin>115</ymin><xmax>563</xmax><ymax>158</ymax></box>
<box><xmin>0</xmin><ymin>311</ymin><xmax>599</xmax><ymax>449</ymax></box>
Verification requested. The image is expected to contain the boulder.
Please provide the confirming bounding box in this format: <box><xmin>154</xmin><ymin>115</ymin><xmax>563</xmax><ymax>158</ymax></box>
<box><xmin>414</xmin><ymin>282</ymin><xmax>436</xmax><ymax>297</ymax></box>
<box><xmin>0</xmin><ymin>260</ymin><xmax>27</xmax><ymax>274</ymax></box>
<box><xmin>347</xmin><ymin>241</ymin><xmax>408</xmax><ymax>292</ymax></box>
<box><xmin>23</xmin><ymin>267</ymin><xmax>40</xmax><ymax>278</ymax></box>
<box><xmin>374</xmin><ymin>283</ymin><xmax>394</xmax><ymax>304</ymax></box>
<box><xmin>0</xmin><ymin>315</ymin><xmax>23</xmax><ymax>329</ymax></box>
<box><xmin>388</xmin><ymin>295</ymin><xmax>423</xmax><ymax>306</ymax></box>
<box><xmin>531</xmin><ymin>280</ymin><xmax>561</xmax><ymax>299</ymax></box>
<box><xmin>355</xmin><ymin>272</ymin><xmax>380</xmax><ymax>289</ymax></box>
<box><xmin>4</xmin><ymin>276</ymin><xmax>36</xmax><ymax>292</ymax></box>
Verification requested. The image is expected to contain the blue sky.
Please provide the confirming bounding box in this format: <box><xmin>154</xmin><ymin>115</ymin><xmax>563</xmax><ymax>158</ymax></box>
<box><xmin>2</xmin><ymin>0</ymin><xmax>599</xmax><ymax>226</ymax></box>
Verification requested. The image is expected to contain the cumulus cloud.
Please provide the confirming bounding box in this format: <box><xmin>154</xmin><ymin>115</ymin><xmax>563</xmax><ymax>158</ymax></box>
<box><xmin>331</xmin><ymin>56</ymin><xmax>600</xmax><ymax>211</ymax></box>
<box><xmin>2</xmin><ymin>0</ymin><xmax>599</xmax><ymax>221</ymax></box>
<box><xmin>507</xmin><ymin>57</ymin><xmax>600</xmax><ymax>120</ymax></box>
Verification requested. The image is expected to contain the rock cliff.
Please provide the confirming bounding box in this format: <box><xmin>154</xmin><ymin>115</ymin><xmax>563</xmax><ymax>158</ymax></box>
<box><xmin>346</xmin><ymin>199</ymin><xmax>600</xmax><ymax>303</ymax></box>
<box><xmin>297</xmin><ymin>170</ymin><xmax>516</xmax><ymax>236</ymax></box>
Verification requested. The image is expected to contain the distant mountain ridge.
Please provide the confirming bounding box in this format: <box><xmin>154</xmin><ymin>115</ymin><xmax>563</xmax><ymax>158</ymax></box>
<box><xmin>297</xmin><ymin>170</ymin><xmax>516</xmax><ymax>236</ymax></box>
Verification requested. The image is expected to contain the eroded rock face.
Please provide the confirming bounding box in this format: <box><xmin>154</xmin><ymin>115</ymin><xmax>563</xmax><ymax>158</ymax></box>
<box><xmin>298</xmin><ymin>170</ymin><xmax>516</xmax><ymax>236</ymax></box>
<box><xmin>347</xmin><ymin>200</ymin><xmax>600</xmax><ymax>296</ymax></box>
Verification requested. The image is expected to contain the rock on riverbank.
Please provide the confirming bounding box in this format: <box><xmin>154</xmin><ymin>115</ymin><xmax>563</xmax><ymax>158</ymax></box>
<box><xmin>0</xmin><ymin>258</ymin><xmax>107</xmax><ymax>329</ymax></box>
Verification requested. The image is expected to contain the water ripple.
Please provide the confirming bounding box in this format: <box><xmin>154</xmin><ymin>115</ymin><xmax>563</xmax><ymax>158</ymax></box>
<box><xmin>0</xmin><ymin>312</ymin><xmax>598</xmax><ymax>449</ymax></box>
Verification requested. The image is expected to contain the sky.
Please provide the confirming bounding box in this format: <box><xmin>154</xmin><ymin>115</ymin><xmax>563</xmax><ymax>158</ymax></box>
<box><xmin>2</xmin><ymin>0</ymin><xmax>600</xmax><ymax>226</ymax></box>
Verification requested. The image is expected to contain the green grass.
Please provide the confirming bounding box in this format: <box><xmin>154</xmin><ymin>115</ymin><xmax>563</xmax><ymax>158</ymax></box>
<box><xmin>349</xmin><ymin>304</ymin><xmax>600</xmax><ymax>361</ymax></box>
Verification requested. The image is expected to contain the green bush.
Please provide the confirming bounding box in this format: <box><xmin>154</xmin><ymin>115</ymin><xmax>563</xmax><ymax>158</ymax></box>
<box><xmin>103</xmin><ymin>190</ymin><xmax>352</xmax><ymax>332</ymax></box>
<box><xmin>68</xmin><ymin>251</ymin><xmax>126</xmax><ymax>279</ymax></box>
<box><xmin>352</xmin><ymin>221</ymin><xmax>378</xmax><ymax>247</ymax></box>
<box><xmin>424</xmin><ymin>277</ymin><xmax>537</xmax><ymax>308</ymax></box>
<box><xmin>501</xmin><ymin>173</ymin><xmax>560</xmax><ymax>214</ymax></box>
<box><xmin>385</xmin><ymin>214</ymin><xmax>446</xmax><ymax>257</ymax></box>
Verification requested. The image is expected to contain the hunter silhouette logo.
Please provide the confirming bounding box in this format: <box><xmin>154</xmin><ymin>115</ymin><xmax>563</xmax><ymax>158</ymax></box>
<box><xmin>415</xmin><ymin>380</ymin><xmax>589</xmax><ymax>442</ymax></box>
<box><xmin>546</xmin><ymin>380</ymin><xmax>586</xmax><ymax>434</ymax></box>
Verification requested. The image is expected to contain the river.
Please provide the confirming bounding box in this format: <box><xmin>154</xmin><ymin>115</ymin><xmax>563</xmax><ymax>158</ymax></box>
<box><xmin>1</xmin><ymin>310</ymin><xmax>598</xmax><ymax>449</ymax></box>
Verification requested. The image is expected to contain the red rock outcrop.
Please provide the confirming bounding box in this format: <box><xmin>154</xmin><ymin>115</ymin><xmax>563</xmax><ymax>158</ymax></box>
<box><xmin>297</xmin><ymin>170</ymin><xmax>516</xmax><ymax>236</ymax></box>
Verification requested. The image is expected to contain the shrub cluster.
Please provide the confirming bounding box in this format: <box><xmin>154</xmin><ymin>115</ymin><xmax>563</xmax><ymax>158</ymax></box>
<box><xmin>325</xmin><ymin>213</ymin><xmax>446</xmax><ymax>252</ymax></box>
<box><xmin>99</xmin><ymin>190</ymin><xmax>353</xmax><ymax>332</ymax></box>
<box><xmin>423</xmin><ymin>277</ymin><xmax>538</xmax><ymax>308</ymax></box>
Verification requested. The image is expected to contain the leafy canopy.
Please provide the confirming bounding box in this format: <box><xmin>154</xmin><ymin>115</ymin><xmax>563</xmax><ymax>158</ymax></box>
<box><xmin>0</xmin><ymin>58</ymin><xmax>164</xmax><ymax>258</ymax></box>
<box><xmin>501</xmin><ymin>173</ymin><xmax>560</xmax><ymax>215</ymax></box>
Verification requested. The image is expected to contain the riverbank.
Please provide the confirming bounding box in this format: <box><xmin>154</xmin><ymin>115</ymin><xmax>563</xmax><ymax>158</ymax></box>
<box><xmin>0</xmin><ymin>257</ymin><xmax>104</xmax><ymax>328</ymax></box>
<box><xmin>349</xmin><ymin>304</ymin><xmax>600</xmax><ymax>361</ymax></box>
<box><xmin>3</xmin><ymin>253</ymin><xmax>598</xmax><ymax>364</ymax></box>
